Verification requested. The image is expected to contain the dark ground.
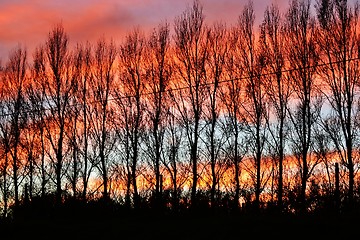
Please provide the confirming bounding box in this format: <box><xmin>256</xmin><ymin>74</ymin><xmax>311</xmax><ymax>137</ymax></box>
<box><xmin>1</xmin><ymin>206</ymin><xmax>359</xmax><ymax>240</ymax></box>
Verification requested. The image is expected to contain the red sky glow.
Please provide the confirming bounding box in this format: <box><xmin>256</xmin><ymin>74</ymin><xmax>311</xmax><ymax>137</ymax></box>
<box><xmin>0</xmin><ymin>0</ymin><xmax>356</xmax><ymax>61</ymax></box>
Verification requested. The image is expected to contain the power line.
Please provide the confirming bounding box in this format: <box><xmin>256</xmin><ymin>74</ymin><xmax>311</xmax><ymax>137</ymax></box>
<box><xmin>0</xmin><ymin>55</ymin><xmax>359</xmax><ymax>118</ymax></box>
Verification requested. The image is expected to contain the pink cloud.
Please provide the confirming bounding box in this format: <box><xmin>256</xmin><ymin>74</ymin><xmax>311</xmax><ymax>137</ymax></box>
<box><xmin>0</xmin><ymin>0</ymin><xmax>357</xmax><ymax>61</ymax></box>
<box><xmin>0</xmin><ymin>0</ymin><xmax>139</xmax><ymax>59</ymax></box>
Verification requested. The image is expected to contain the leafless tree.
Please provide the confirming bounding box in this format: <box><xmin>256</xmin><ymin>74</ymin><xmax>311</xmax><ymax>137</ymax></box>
<box><xmin>237</xmin><ymin>1</ymin><xmax>268</xmax><ymax>210</ymax></box>
<box><xmin>315</xmin><ymin>0</ymin><xmax>360</xmax><ymax>208</ymax></box>
<box><xmin>313</xmin><ymin>124</ymin><xmax>334</xmax><ymax>195</ymax></box>
<box><xmin>219</xmin><ymin>25</ymin><xmax>247</xmax><ymax>209</ymax></box>
<box><xmin>162</xmin><ymin>108</ymin><xmax>185</xmax><ymax>211</ymax></box>
<box><xmin>1</xmin><ymin>46</ymin><xmax>28</xmax><ymax>209</ymax></box>
<box><xmin>68</xmin><ymin>42</ymin><xmax>95</xmax><ymax>201</ymax></box>
<box><xmin>81</xmin><ymin>43</ymin><xmax>94</xmax><ymax>201</ymax></box>
<box><xmin>89</xmin><ymin>37</ymin><xmax>117</xmax><ymax>200</ymax></box>
<box><xmin>64</xmin><ymin>45</ymin><xmax>87</xmax><ymax>199</ymax></box>
<box><xmin>143</xmin><ymin>22</ymin><xmax>172</xmax><ymax>208</ymax></box>
<box><xmin>260</xmin><ymin>3</ymin><xmax>291</xmax><ymax>210</ymax></box>
<box><xmin>29</xmin><ymin>45</ymin><xmax>49</xmax><ymax>199</ymax></box>
<box><xmin>0</xmin><ymin>62</ymin><xmax>11</xmax><ymax>217</ymax></box>
<box><xmin>0</xmin><ymin>132</ymin><xmax>10</xmax><ymax>218</ymax></box>
<box><xmin>203</xmin><ymin>22</ymin><xmax>228</xmax><ymax>208</ymax></box>
<box><xmin>117</xmin><ymin>29</ymin><xmax>146</xmax><ymax>208</ymax></box>
<box><xmin>21</xmin><ymin>110</ymin><xmax>41</xmax><ymax>202</ymax></box>
<box><xmin>114</xmin><ymin>99</ymin><xmax>132</xmax><ymax>207</ymax></box>
<box><xmin>285</xmin><ymin>0</ymin><xmax>322</xmax><ymax>213</ymax></box>
<box><xmin>173</xmin><ymin>0</ymin><xmax>209</xmax><ymax>208</ymax></box>
<box><xmin>42</xmin><ymin>24</ymin><xmax>74</xmax><ymax>205</ymax></box>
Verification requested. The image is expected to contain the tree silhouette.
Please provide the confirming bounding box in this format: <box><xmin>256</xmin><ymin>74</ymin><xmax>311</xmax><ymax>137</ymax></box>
<box><xmin>315</xmin><ymin>0</ymin><xmax>360</xmax><ymax>209</ymax></box>
<box><xmin>143</xmin><ymin>22</ymin><xmax>172</xmax><ymax>209</ymax></box>
<box><xmin>90</xmin><ymin>37</ymin><xmax>117</xmax><ymax>201</ymax></box>
<box><xmin>29</xmin><ymin>45</ymin><xmax>49</xmax><ymax>199</ymax></box>
<box><xmin>43</xmin><ymin>24</ymin><xmax>74</xmax><ymax>205</ymax></box>
<box><xmin>204</xmin><ymin>22</ymin><xmax>229</xmax><ymax>208</ymax></box>
<box><xmin>118</xmin><ymin>29</ymin><xmax>146</xmax><ymax>208</ymax></box>
<box><xmin>285</xmin><ymin>0</ymin><xmax>322</xmax><ymax>214</ymax></box>
<box><xmin>237</xmin><ymin>2</ymin><xmax>268</xmax><ymax>211</ymax></box>
<box><xmin>173</xmin><ymin>0</ymin><xmax>209</xmax><ymax>209</ymax></box>
<box><xmin>260</xmin><ymin>3</ymin><xmax>291</xmax><ymax>211</ymax></box>
<box><xmin>220</xmin><ymin>25</ymin><xmax>247</xmax><ymax>210</ymax></box>
<box><xmin>1</xmin><ymin>46</ymin><xmax>28</xmax><ymax>210</ymax></box>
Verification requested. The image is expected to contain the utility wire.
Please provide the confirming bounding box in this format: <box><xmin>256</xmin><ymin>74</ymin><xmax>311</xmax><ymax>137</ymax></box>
<box><xmin>0</xmin><ymin>55</ymin><xmax>359</xmax><ymax>118</ymax></box>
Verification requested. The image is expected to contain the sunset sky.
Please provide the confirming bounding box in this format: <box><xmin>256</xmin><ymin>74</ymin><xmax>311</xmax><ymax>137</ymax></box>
<box><xmin>0</xmin><ymin>0</ymin><xmax>358</xmax><ymax>61</ymax></box>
